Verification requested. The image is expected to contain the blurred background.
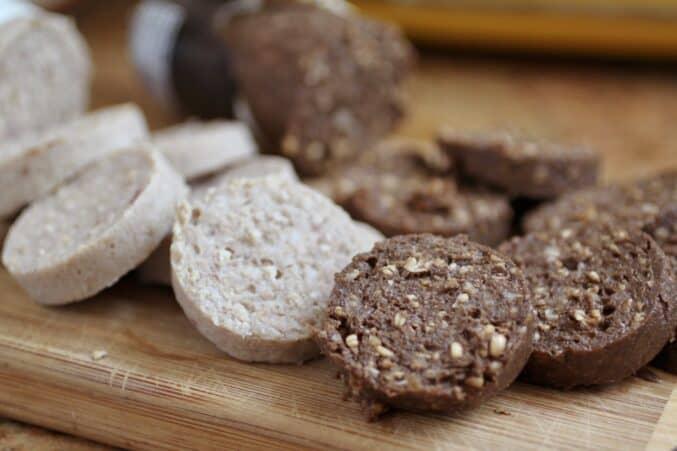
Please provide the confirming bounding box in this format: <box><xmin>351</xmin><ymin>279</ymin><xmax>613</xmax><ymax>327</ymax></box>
<box><xmin>354</xmin><ymin>0</ymin><xmax>677</xmax><ymax>58</ymax></box>
<box><xmin>40</xmin><ymin>0</ymin><xmax>677</xmax><ymax>181</ymax></box>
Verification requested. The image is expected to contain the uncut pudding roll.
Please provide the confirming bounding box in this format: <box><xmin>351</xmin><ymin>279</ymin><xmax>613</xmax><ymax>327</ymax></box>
<box><xmin>316</xmin><ymin>234</ymin><xmax>533</xmax><ymax>419</ymax></box>
<box><xmin>438</xmin><ymin>128</ymin><xmax>599</xmax><ymax>199</ymax></box>
<box><xmin>170</xmin><ymin>176</ymin><xmax>380</xmax><ymax>363</ymax></box>
<box><xmin>225</xmin><ymin>2</ymin><xmax>414</xmax><ymax>176</ymax></box>
<box><xmin>2</xmin><ymin>145</ymin><xmax>186</xmax><ymax>305</ymax></box>
<box><xmin>151</xmin><ymin>120</ymin><xmax>257</xmax><ymax>180</ymax></box>
<box><xmin>0</xmin><ymin>2</ymin><xmax>91</xmax><ymax>139</ymax></box>
<box><xmin>499</xmin><ymin>224</ymin><xmax>676</xmax><ymax>388</ymax></box>
<box><xmin>0</xmin><ymin>103</ymin><xmax>148</xmax><ymax>218</ymax></box>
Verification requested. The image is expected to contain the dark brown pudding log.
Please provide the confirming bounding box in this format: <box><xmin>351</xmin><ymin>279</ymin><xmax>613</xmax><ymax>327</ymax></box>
<box><xmin>225</xmin><ymin>3</ymin><xmax>414</xmax><ymax>176</ymax></box>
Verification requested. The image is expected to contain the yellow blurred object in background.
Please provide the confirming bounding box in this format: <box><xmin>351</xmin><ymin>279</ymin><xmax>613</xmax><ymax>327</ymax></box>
<box><xmin>352</xmin><ymin>0</ymin><xmax>677</xmax><ymax>58</ymax></box>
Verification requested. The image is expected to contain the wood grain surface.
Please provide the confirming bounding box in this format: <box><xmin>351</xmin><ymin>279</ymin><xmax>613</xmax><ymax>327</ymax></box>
<box><xmin>1</xmin><ymin>1</ymin><xmax>676</xmax><ymax>450</ymax></box>
<box><xmin>648</xmin><ymin>388</ymin><xmax>677</xmax><ymax>451</ymax></box>
<box><xmin>0</xmin><ymin>419</ymin><xmax>109</xmax><ymax>451</ymax></box>
<box><xmin>0</xmin><ymin>270</ymin><xmax>675</xmax><ymax>450</ymax></box>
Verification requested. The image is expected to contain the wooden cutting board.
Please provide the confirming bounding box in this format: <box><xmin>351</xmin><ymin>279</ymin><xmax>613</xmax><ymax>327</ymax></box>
<box><xmin>0</xmin><ymin>268</ymin><xmax>675</xmax><ymax>450</ymax></box>
<box><xmin>2</xmin><ymin>1</ymin><xmax>677</xmax><ymax>449</ymax></box>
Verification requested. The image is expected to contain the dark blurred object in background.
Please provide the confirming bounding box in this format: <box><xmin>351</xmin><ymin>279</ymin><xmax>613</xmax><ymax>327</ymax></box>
<box><xmin>130</xmin><ymin>0</ymin><xmax>237</xmax><ymax>118</ymax></box>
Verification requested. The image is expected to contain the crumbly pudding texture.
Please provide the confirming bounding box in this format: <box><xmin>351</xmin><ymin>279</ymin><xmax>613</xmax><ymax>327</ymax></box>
<box><xmin>524</xmin><ymin>169</ymin><xmax>676</xmax><ymax>233</ymax></box>
<box><xmin>5</xmin><ymin>149</ymin><xmax>151</xmax><ymax>270</ymax></box>
<box><xmin>318</xmin><ymin>234</ymin><xmax>532</xmax><ymax>417</ymax></box>
<box><xmin>437</xmin><ymin>128</ymin><xmax>599</xmax><ymax>198</ymax></box>
<box><xmin>347</xmin><ymin>176</ymin><xmax>512</xmax><ymax>245</ymax></box>
<box><xmin>504</xmin><ymin>226</ymin><xmax>668</xmax><ymax>354</ymax></box>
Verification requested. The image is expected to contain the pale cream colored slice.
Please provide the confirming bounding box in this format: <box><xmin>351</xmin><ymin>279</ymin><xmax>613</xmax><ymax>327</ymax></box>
<box><xmin>190</xmin><ymin>155</ymin><xmax>298</xmax><ymax>200</ymax></box>
<box><xmin>139</xmin><ymin>218</ymin><xmax>373</xmax><ymax>288</ymax></box>
<box><xmin>138</xmin><ymin>156</ymin><xmax>297</xmax><ymax>286</ymax></box>
<box><xmin>171</xmin><ymin>176</ymin><xmax>372</xmax><ymax>363</ymax></box>
<box><xmin>152</xmin><ymin>120</ymin><xmax>257</xmax><ymax>180</ymax></box>
<box><xmin>2</xmin><ymin>145</ymin><xmax>186</xmax><ymax>305</ymax></box>
<box><xmin>0</xmin><ymin>9</ymin><xmax>91</xmax><ymax>140</ymax></box>
<box><xmin>218</xmin><ymin>155</ymin><xmax>297</xmax><ymax>182</ymax></box>
<box><xmin>0</xmin><ymin>103</ymin><xmax>148</xmax><ymax>218</ymax></box>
